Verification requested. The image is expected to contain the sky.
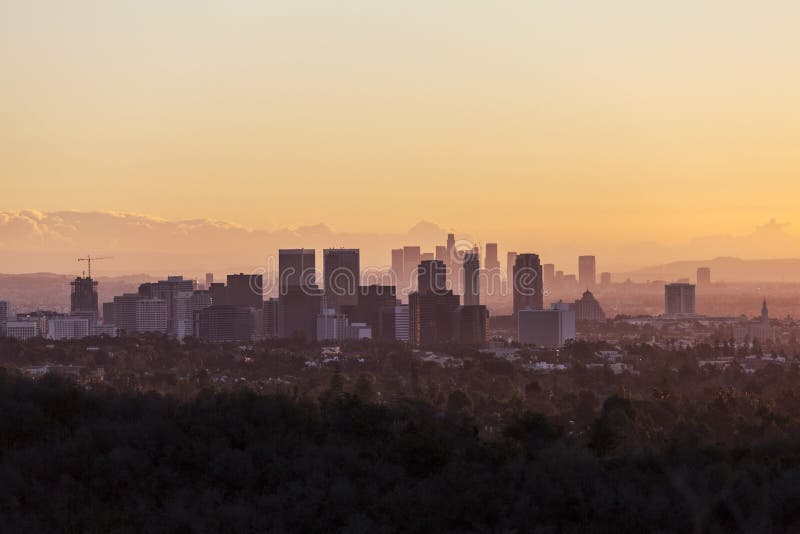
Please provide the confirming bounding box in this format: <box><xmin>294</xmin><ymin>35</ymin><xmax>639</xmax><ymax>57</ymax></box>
<box><xmin>2</xmin><ymin>1</ymin><xmax>800</xmax><ymax>265</ymax></box>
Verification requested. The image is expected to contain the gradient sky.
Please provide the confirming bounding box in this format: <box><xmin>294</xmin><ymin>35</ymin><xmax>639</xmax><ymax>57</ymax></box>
<box><xmin>2</xmin><ymin>1</ymin><xmax>799</xmax><ymax>248</ymax></box>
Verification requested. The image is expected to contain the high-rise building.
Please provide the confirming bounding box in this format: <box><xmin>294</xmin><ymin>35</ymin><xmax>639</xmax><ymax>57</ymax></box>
<box><xmin>316</xmin><ymin>308</ymin><xmax>350</xmax><ymax>341</ymax></box>
<box><xmin>435</xmin><ymin>245</ymin><xmax>448</xmax><ymax>263</ymax></box>
<box><xmin>5</xmin><ymin>321</ymin><xmax>40</xmax><ymax>340</ymax></box>
<box><xmin>0</xmin><ymin>300</ymin><xmax>8</xmax><ymax>335</ymax></box>
<box><xmin>138</xmin><ymin>276</ymin><xmax>196</xmax><ymax>336</ymax></box>
<box><xmin>227</xmin><ymin>273</ymin><xmax>263</xmax><ymax>309</ymax></box>
<box><xmin>463</xmin><ymin>251</ymin><xmax>480</xmax><ymax>306</ymax></box>
<box><xmin>323</xmin><ymin>249</ymin><xmax>360</xmax><ymax>312</ymax></box>
<box><xmin>409</xmin><ymin>290</ymin><xmax>460</xmax><ymax>347</ymax></box>
<box><xmin>209</xmin><ymin>283</ymin><xmax>227</xmax><ymax>305</ymax></box>
<box><xmin>513</xmin><ymin>254</ymin><xmax>543</xmax><ymax>318</ymax></box>
<box><xmin>70</xmin><ymin>276</ymin><xmax>98</xmax><ymax>320</ymax></box>
<box><xmin>420</xmin><ymin>252</ymin><xmax>434</xmax><ymax>263</ymax></box>
<box><xmin>403</xmin><ymin>246</ymin><xmax>421</xmax><ymax>291</ymax></box>
<box><xmin>417</xmin><ymin>260</ymin><xmax>447</xmax><ymax>295</ymax></box>
<box><xmin>697</xmin><ymin>267</ymin><xmax>711</xmax><ymax>286</ymax></box>
<box><xmin>600</xmin><ymin>272</ymin><xmax>612</xmax><ymax>286</ymax></box>
<box><xmin>279</xmin><ymin>285</ymin><xmax>323</xmax><ymax>340</ymax></box>
<box><xmin>391</xmin><ymin>249</ymin><xmax>405</xmax><ymax>287</ymax></box>
<box><xmin>518</xmin><ymin>302</ymin><xmax>576</xmax><ymax>347</ymax></box>
<box><xmin>279</xmin><ymin>249</ymin><xmax>316</xmax><ymax>292</ymax></box>
<box><xmin>452</xmin><ymin>305</ymin><xmax>489</xmax><ymax>345</ymax></box>
<box><xmin>578</xmin><ymin>256</ymin><xmax>597</xmax><ymax>290</ymax></box>
<box><xmin>394</xmin><ymin>304</ymin><xmax>410</xmax><ymax>342</ymax></box>
<box><xmin>484</xmin><ymin>243</ymin><xmax>499</xmax><ymax>269</ymax></box>
<box><xmin>135</xmin><ymin>299</ymin><xmax>168</xmax><ymax>334</ymax></box>
<box><xmin>196</xmin><ymin>305</ymin><xmax>255</xmax><ymax>343</ymax></box>
<box><xmin>506</xmin><ymin>251</ymin><xmax>518</xmax><ymax>290</ymax></box>
<box><xmin>542</xmin><ymin>264</ymin><xmax>555</xmax><ymax>289</ymax></box>
<box><xmin>446</xmin><ymin>234</ymin><xmax>456</xmax><ymax>264</ymax></box>
<box><xmin>573</xmin><ymin>290</ymin><xmax>606</xmax><ymax>321</ymax></box>
<box><xmin>263</xmin><ymin>298</ymin><xmax>280</xmax><ymax>338</ymax></box>
<box><xmin>112</xmin><ymin>293</ymin><xmax>139</xmax><ymax>334</ymax></box>
<box><xmin>205</xmin><ymin>273</ymin><xmax>214</xmax><ymax>290</ymax></box>
<box><xmin>48</xmin><ymin>317</ymin><xmax>90</xmax><ymax>340</ymax></box>
<box><xmin>356</xmin><ymin>285</ymin><xmax>397</xmax><ymax>337</ymax></box>
<box><xmin>664</xmin><ymin>283</ymin><xmax>696</xmax><ymax>316</ymax></box>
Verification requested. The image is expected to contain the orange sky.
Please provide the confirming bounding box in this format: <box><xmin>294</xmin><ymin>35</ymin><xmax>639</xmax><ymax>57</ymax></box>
<box><xmin>2</xmin><ymin>1</ymin><xmax>799</xmax><ymax>251</ymax></box>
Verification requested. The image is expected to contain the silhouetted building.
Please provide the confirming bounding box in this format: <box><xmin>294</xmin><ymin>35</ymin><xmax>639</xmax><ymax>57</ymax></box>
<box><xmin>279</xmin><ymin>249</ymin><xmax>316</xmax><ymax>292</ymax></box>
<box><xmin>135</xmin><ymin>299</ymin><xmax>168</xmax><ymax>334</ymax></box>
<box><xmin>573</xmin><ymin>290</ymin><xmax>606</xmax><ymax>321</ymax></box>
<box><xmin>542</xmin><ymin>263</ymin><xmax>555</xmax><ymax>289</ymax></box>
<box><xmin>463</xmin><ymin>251</ymin><xmax>480</xmax><ymax>306</ymax></box>
<box><xmin>357</xmin><ymin>285</ymin><xmax>397</xmax><ymax>338</ymax></box>
<box><xmin>452</xmin><ymin>305</ymin><xmax>489</xmax><ymax>345</ymax></box>
<box><xmin>697</xmin><ymin>267</ymin><xmax>711</xmax><ymax>286</ymax></box>
<box><xmin>205</xmin><ymin>273</ymin><xmax>214</xmax><ymax>289</ymax></box>
<box><xmin>435</xmin><ymin>245</ymin><xmax>448</xmax><ymax>263</ymax></box>
<box><xmin>324</xmin><ymin>248</ymin><xmax>360</xmax><ymax>312</ymax></box>
<box><xmin>506</xmin><ymin>251</ymin><xmax>517</xmax><ymax>290</ymax></box>
<box><xmin>209</xmin><ymin>282</ymin><xmax>228</xmax><ymax>305</ymax></box>
<box><xmin>518</xmin><ymin>302</ymin><xmax>576</xmax><ymax>347</ymax></box>
<box><xmin>0</xmin><ymin>300</ymin><xmax>7</xmax><ymax>335</ymax></box>
<box><xmin>112</xmin><ymin>294</ymin><xmax>139</xmax><ymax>334</ymax></box>
<box><xmin>316</xmin><ymin>308</ymin><xmax>349</xmax><ymax>341</ymax></box>
<box><xmin>391</xmin><ymin>248</ymin><xmax>404</xmax><ymax>286</ymax></box>
<box><xmin>70</xmin><ymin>276</ymin><xmax>98</xmax><ymax>320</ymax></box>
<box><xmin>578</xmin><ymin>255</ymin><xmax>596</xmax><ymax>289</ymax></box>
<box><xmin>263</xmin><ymin>298</ymin><xmax>280</xmax><ymax>338</ymax></box>
<box><xmin>417</xmin><ymin>260</ymin><xmax>447</xmax><ymax>295</ymax></box>
<box><xmin>403</xmin><ymin>246</ymin><xmax>421</xmax><ymax>290</ymax></box>
<box><xmin>394</xmin><ymin>304</ymin><xmax>410</xmax><ymax>342</ymax></box>
<box><xmin>513</xmin><ymin>253</ymin><xmax>543</xmax><ymax>318</ymax></box>
<box><xmin>227</xmin><ymin>273</ymin><xmax>263</xmax><ymax>308</ymax></box>
<box><xmin>600</xmin><ymin>272</ymin><xmax>612</xmax><ymax>286</ymax></box>
<box><xmin>138</xmin><ymin>276</ymin><xmax>196</xmax><ymax>337</ymax></box>
<box><xmin>279</xmin><ymin>285</ymin><xmax>323</xmax><ymax>340</ymax></box>
<box><xmin>664</xmin><ymin>283</ymin><xmax>696</xmax><ymax>316</ymax></box>
<box><xmin>196</xmin><ymin>305</ymin><xmax>255</xmax><ymax>343</ymax></box>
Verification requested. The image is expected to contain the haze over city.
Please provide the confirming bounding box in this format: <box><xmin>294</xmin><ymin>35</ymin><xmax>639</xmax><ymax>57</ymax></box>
<box><xmin>3</xmin><ymin>2</ymin><xmax>800</xmax><ymax>532</ymax></box>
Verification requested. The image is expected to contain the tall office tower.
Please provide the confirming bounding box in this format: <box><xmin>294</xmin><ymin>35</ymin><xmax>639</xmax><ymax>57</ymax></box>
<box><xmin>262</xmin><ymin>298</ymin><xmax>280</xmax><ymax>338</ymax></box>
<box><xmin>323</xmin><ymin>249</ymin><xmax>360</xmax><ymax>312</ymax></box>
<box><xmin>403</xmin><ymin>246</ymin><xmax>421</xmax><ymax>290</ymax></box>
<box><xmin>542</xmin><ymin>263</ymin><xmax>555</xmax><ymax>288</ymax></box>
<box><xmin>135</xmin><ymin>298</ymin><xmax>168</xmax><ymax>334</ymax></box>
<box><xmin>578</xmin><ymin>255</ymin><xmax>597</xmax><ymax>289</ymax></box>
<box><xmin>409</xmin><ymin>289</ymin><xmax>460</xmax><ymax>347</ymax></box>
<box><xmin>697</xmin><ymin>267</ymin><xmax>711</xmax><ymax>286</ymax></box>
<box><xmin>420</xmin><ymin>252</ymin><xmax>434</xmax><ymax>262</ymax></box>
<box><xmin>446</xmin><ymin>233</ymin><xmax>456</xmax><ymax>264</ymax></box>
<box><xmin>417</xmin><ymin>260</ymin><xmax>447</xmax><ymax>295</ymax></box>
<box><xmin>484</xmin><ymin>243</ymin><xmax>499</xmax><ymax>269</ymax></box>
<box><xmin>518</xmin><ymin>302</ymin><xmax>576</xmax><ymax>347</ymax></box>
<box><xmin>196</xmin><ymin>305</ymin><xmax>255</xmax><ymax>343</ymax></box>
<box><xmin>357</xmin><ymin>285</ymin><xmax>397</xmax><ymax>336</ymax></box>
<box><xmin>462</xmin><ymin>251</ymin><xmax>480</xmax><ymax>306</ymax></box>
<box><xmin>316</xmin><ymin>308</ymin><xmax>350</xmax><ymax>341</ymax></box>
<box><xmin>506</xmin><ymin>251</ymin><xmax>518</xmax><ymax>290</ymax></box>
<box><xmin>482</xmin><ymin>243</ymin><xmax>500</xmax><ymax>297</ymax></box>
<box><xmin>435</xmin><ymin>246</ymin><xmax>448</xmax><ymax>263</ymax></box>
<box><xmin>209</xmin><ymin>283</ymin><xmax>228</xmax><ymax>305</ymax></box>
<box><xmin>394</xmin><ymin>304</ymin><xmax>410</xmax><ymax>342</ymax></box>
<box><xmin>139</xmin><ymin>276</ymin><xmax>195</xmax><ymax>337</ymax></box>
<box><xmin>205</xmin><ymin>273</ymin><xmax>214</xmax><ymax>290</ymax></box>
<box><xmin>227</xmin><ymin>273</ymin><xmax>263</xmax><ymax>308</ymax></box>
<box><xmin>102</xmin><ymin>302</ymin><xmax>115</xmax><ymax>325</ymax></box>
<box><xmin>391</xmin><ymin>248</ymin><xmax>405</xmax><ymax>286</ymax></box>
<box><xmin>600</xmin><ymin>272</ymin><xmax>612</xmax><ymax>286</ymax></box>
<box><xmin>664</xmin><ymin>283</ymin><xmax>696</xmax><ymax>316</ymax></box>
<box><xmin>513</xmin><ymin>254</ymin><xmax>544</xmax><ymax>318</ymax></box>
<box><xmin>452</xmin><ymin>305</ymin><xmax>489</xmax><ymax>345</ymax></box>
<box><xmin>0</xmin><ymin>300</ymin><xmax>7</xmax><ymax>335</ymax></box>
<box><xmin>112</xmin><ymin>294</ymin><xmax>139</xmax><ymax>334</ymax></box>
<box><xmin>70</xmin><ymin>276</ymin><xmax>99</xmax><ymax>319</ymax></box>
<box><xmin>279</xmin><ymin>249</ymin><xmax>316</xmax><ymax>292</ymax></box>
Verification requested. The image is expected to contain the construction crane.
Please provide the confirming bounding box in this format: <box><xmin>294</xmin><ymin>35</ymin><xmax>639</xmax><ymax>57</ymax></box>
<box><xmin>77</xmin><ymin>255</ymin><xmax>113</xmax><ymax>279</ymax></box>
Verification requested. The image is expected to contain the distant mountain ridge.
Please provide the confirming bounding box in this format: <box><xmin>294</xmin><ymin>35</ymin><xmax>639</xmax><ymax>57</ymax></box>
<box><xmin>621</xmin><ymin>257</ymin><xmax>800</xmax><ymax>283</ymax></box>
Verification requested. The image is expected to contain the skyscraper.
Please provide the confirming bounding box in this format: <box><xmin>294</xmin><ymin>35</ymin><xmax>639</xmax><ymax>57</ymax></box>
<box><xmin>518</xmin><ymin>302</ymin><xmax>576</xmax><ymax>347</ymax></box>
<box><xmin>463</xmin><ymin>251</ymin><xmax>480</xmax><ymax>306</ymax></box>
<box><xmin>417</xmin><ymin>260</ymin><xmax>447</xmax><ymax>295</ymax></box>
<box><xmin>227</xmin><ymin>273</ymin><xmax>263</xmax><ymax>309</ymax></box>
<box><xmin>600</xmin><ymin>272</ymin><xmax>612</xmax><ymax>286</ymax></box>
<box><xmin>664</xmin><ymin>283</ymin><xmax>696</xmax><ymax>316</ymax></box>
<box><xmin>391</xmin><ymin>248</ymin><xmax>404</xmax><ymax>286</ymax></box>
<box><xmin>578</xmin><ymin>255</ymin><xmax>596</xmax><ymax>289</ymax></box>
<box><xmin>542</xmin><ymin>263</ymin><xmax>555</xmax><ymax>289</ymax></box>
<box><xmin>70</xmin><ymin>276</ymin><xmax>98</xmax><ymax>319</ymax></box>
<box><xmin>403</xmin><ymin>246</ymin><xmax>421</xmax><ymax>290</ymax></box>
<box><xmin>697</xmin><ymin>267</ymin><xmax>711</xmax><ymax>286</ymax></box>
<box><xmin>205</xmin><ymin>272</ymin><xmax>214</xmax><ymax>289</ymax></box>
<box><xmin>279</xmin><ymin>249</ymin><xmax>316</xmax><ymax>292</ymax></box>
<box><xmin>0</xmin><ymin>300</ymin><xmax>8</xmax><ymax>335</ymax></box>
<box><xmin>513</xmin><ymin>253</ymin><xmax>543</xmax><ymax>318</ymax></box>
<box><xmin>435</xmin><ymin>245</ymin><xmax>448</xmax><ymax>263</ymax></box>
<box><xmin>506</xmin><ymin>251</ymin><xmax>518</xmax><ymax>292</ymax></box>
<box><xmin>323</xmin><ymin>248</ymin><xmax>360</xmax><ymax>312</ymax></box>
